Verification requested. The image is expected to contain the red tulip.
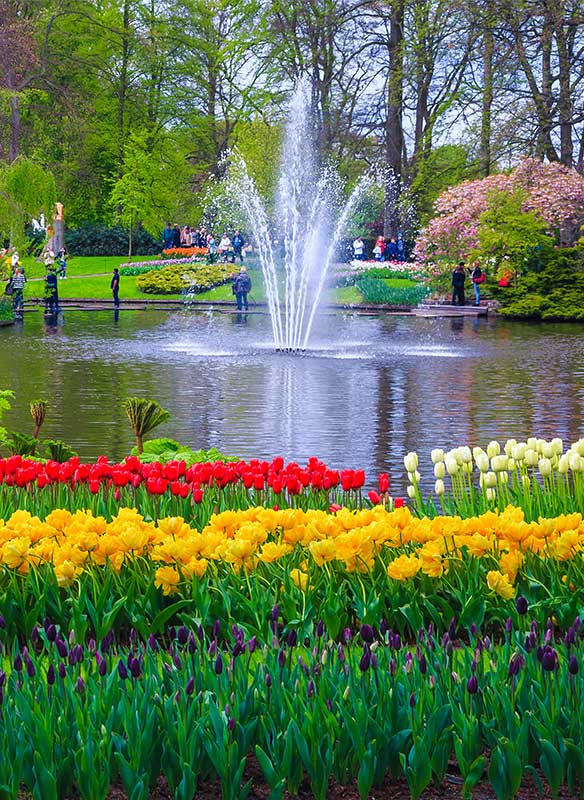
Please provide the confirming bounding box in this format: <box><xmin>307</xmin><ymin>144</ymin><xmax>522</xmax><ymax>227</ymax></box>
<box><xmin>378</xmin><ymin>473</ymin><xmax>390</xmax><ymax>493</ymax></box>
<box><xmin>368</xmin><ymin>490</ymin><xmax>381</xmax><ymax>505</ymax></box>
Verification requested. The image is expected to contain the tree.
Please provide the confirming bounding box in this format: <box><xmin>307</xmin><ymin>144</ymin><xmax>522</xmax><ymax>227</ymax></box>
<box><xmin>0</xmin><ymin>157</ymin><xmax>56</xmax><ymax>247</ymax></box>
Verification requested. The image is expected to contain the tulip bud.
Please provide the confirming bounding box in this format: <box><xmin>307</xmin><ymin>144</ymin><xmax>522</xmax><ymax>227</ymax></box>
<box><xmin>75</xmin><ymin>676</ymin><xmax>86</xmax><ymax>694</ymax></box>
<box><xmin>445</xmin><ymin>456</ymin><xmax>458</xmax><ymax>476</ymax></box>
<box><xmin>58</xmin><ymin>662</ymin><xmax>66</xmax><ymax>679</ymax></box>
<box><xmin>214</xmin><ymin>655</ymin><xmax>223</xmax><ymax>675</ymax></box>
<box><xmin>569</xmin><ymin>655</ymin><xmax>579</xmax><ymax>675</ymax></box>
<box><xmin>475</xmin><ymin>452</ymin><xmax>489</xmax><ymax>472</ymax></box>
<box><xmin>466</xmin><ymin>675</ymin><xmax>478</xmax><ymax>694</ymax></box>
<box><xmin>433</xmin><ymin>461</ymin><xmax>446</xmax><ymax>479</ymax></box>
<box><xmin>407</xmin><ymin>485</ymin><xmax>416</xmax><ymax>499</ymax></box>
<box><xmin>538</xmin><ymin>458</ymin><xmax>552</xmax><ymax>477</ymax></box>
<box><xmin>265</xmin><ymin>672</ymin><xmax>272</xmax><ymax>688</ymax></box>
<box><xmin>409</xmin><ymin>692</ymin><xmax>416</xmax><ymax>708</ymax></box>
<box><xmin>360</xmin><ymin>624</ymin><xmax>374</xmax><ymax>643</ymax></box>
<box><xmin>487</xmin><ymin>441</ymin><xmax>500</xmax><ymax>458</ymax></box>
<box><xmin>118</xmin><ymin>660</ymin><xmax>128</xmax><ymax>680</ymax></box>
<box><xmin>186</xmin><ymin>676</ymin><xmax>195</xmax><ymax>695</ymax></box>
<box><xmin>486</xmin><ymin>488</ymin><xmax>495</xmax><ymax>501</ymax></box>
<box><xmin>47</xmin><ymin>664</ymin><xmax>56</xmax><ymax>685</ymax></box>
<box><xmin>359</xmin><ymin>645</ymin><xmax>371</xmax><ymax>672</ymax></box>
<box><xmin>431</xmin><ymin>449</ymin><xmax>444</xmax><ymax>464</ymax></box>
<box><xmin>434</xmin><ymin>479</ymin><xmax>445</xmax><ymax>496</ymax></box>
<box><xmin>404</xmin><ymin>452</ymin><xmax>418</xmax><ymax>472</ymax></box>
<box><xmin>516</xmin><ymin>596</ymin><xmax>528</xmax><ymax>615</ymax></box>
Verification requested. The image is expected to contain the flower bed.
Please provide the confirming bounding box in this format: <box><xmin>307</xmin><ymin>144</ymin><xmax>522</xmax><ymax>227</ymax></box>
<box><xmin>136</xmin><ymin>263</ymin><xmax>234</xmax><ymax>294</ymax></box>
<box><xmin>162</xmin><ymin>246</ymin><xmax>208</xmax><ymax>258</ymax></box>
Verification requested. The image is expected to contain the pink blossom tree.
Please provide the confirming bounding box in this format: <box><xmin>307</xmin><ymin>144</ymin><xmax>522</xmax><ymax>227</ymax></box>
<box><xmin>414</xmin><ymin>158</ymin><xmax>584</xmax><ymax>264</ymax></box>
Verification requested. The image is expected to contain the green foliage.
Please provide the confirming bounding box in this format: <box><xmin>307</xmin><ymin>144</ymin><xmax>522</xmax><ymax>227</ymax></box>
<box><xmin>43</xmin><ymin>439</ymin><xmax>78</xmax><ymax>462</ymax></box>
<box><xmin>130</xmin><ymin>438</ymin><xmax>236</xmax><ymax>465</ymax></box>
<box><xmin>122</xmin><ymin>398</ymin><xmax>171</xmax><ymax>454</ymax></box>
<box><xmin>0</xmin><ymin>431</ymin><xmax>39</xmax><ymax>456</ymax></box>
<box><xmin>475</xmin><ymin>189</ymin><xmax>555</xmax><ymax>275</ymax></box>
<box><xmin>66</xmin><ymin>224</ymin><xmax>160</xmax><ymax>257</ymax></box>
<box><xmin>0</xmin><ymin>158</ymin><xmax>57</xmax><ymax>249</ymax></box>
<box><xmin>408</xmin><ymin>144</ymin><xmax>477</xmax><ymax>225</ymax></box>
<box><xmin>233</xmin><ymin>120</ymin><xmax>282</xmax><ymax>209</ymax></box>
<box><xmin>119</xmin><ymin>262</ymin><xmax>167</xmax><ymax>276</ymax></box>
<box><xmin>0</xmin><ymin>296</ymin><xmax>14</xmax><ymax>322</ymax></box>
<box><xmin>137</xmin><ymin>263</ymin><xmax>233</xmax><ymax>295</ymax></box>
<box><xmin>496</xmin><ymin>247</ymin><xmax>584</xmax><ymax>320</ymax></box>
<box><xmin>356</xmin><ymin>274</ymin><xmax>430</xmax><ymax>305</ymax></box>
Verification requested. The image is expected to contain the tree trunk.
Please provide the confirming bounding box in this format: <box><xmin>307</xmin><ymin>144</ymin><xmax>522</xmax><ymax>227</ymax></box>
<box><xmin>554</xmin><ymin>9</ymin><xmax>573</xmax><ymax>167</ymax></box>
<box><xmin>480</xmin><ymin>17</ymin><xmax>493</xmax><ymax>176</ymax></box>
<box><xmin>9</xmin><ymin>93</ymin><xmax>20</xmax><ymax>163</ymax></box>
<box><xmin>384</xmin><ymin>0</ymin><xmax>404</xmax><ymax>238</ymax></box>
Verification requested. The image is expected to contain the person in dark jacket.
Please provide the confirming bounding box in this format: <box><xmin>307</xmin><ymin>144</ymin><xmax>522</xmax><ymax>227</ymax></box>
<box><xmin>45</xmin><ymin>268</ymin><xmax>59</xmax><ymax>314</ymax></box>
<box><xmin>162</xmin><ymin>223</ymin><xmax>173</xmax><ymax>250</ymax></box>
<box><xmin>111</xmin><ymin>268</ymin><xmax>120</xmax><ymax>307</ymax></box>
<box><xmin>171</xmin><ymin>224</ymin><xmax>181</xmax><ymax>248</ymax></box>
<box><xmin>232</xmin><ymin>266</ymin><xmax>252</xmax><ymax>311</ymax></box>
<box><xmin>232</xmin><ymin>230</ymin><xmax>245</xmax><ymax>263</ymax></box>
<box><xmin>470</xmin><ymin>262</ymin><xmax>485</xmax><ymax>306</ymax></box>
<box><xmin>452</xmin><ymin>263</ymin><xmax>466</xmax><ymax>305</ymax></box>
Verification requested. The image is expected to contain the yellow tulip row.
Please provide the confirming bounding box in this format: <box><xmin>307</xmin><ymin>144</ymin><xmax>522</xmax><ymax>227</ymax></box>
<box><xmin>0</xmin><ymin>505</ymin><xmax>582</xmax><ymax>596</ymax></box>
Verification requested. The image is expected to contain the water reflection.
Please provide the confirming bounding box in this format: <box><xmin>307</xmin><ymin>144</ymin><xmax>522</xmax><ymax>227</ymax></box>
<box><xmin>0</xmin><ymin>309</ymin><xmax>583</xmax><ymax>491</ymax></box>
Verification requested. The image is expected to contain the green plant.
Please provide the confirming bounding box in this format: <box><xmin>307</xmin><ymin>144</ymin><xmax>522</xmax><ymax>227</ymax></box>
<box><xmin>0</xmin><ymin>296</ymin><xmax>14</xmax><ymax>322</ymax></box>
<box><xmin>136</xmin><ymin>263</ymin><xmax>233</xmax><ymax>295</ymax></box>
<box><xmin>65</xmin><ymin>223</ymin><xmax>160</xmax><ymax>257</ymax></box>
<box><xmin>122</xmin><ymin>398</ymin><xmax>171</xmax><ymax>454</ymax></box>
<box><xmin>356</xmin><ymin>274</ymin><xmax>430</xmax><ymax>305</ymax></box>
<box><xmin>43</xmin><ymin>439</ymin><xmax>78</xmax><ymax>462</ymax></box>
<box><xmin>30</xmin><ymin>399</ymin><xmax>47</xmax><ymax>439</ymax></box>
<box><xmin>130</xmin><ymin>438</ymin><xmax>237</xmax><ymax>464</ymax></box>
<box><xmin>0</xmin><ymin>430</ymin><xmax>39</xmax><ymax>456</ymax></box>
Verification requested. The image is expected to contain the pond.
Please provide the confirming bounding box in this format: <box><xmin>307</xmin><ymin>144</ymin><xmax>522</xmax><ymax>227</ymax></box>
<box><xmin>1</xmin><ymin>308</ymin><xmax>584</xmax><ymax>490</ymax></box>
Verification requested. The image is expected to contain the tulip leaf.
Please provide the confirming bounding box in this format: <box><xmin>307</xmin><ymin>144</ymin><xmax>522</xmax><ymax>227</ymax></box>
<box><xmin>150</xmin><ymin>600</ymin><xmax>192</xmax><ymax>633</ymax></box>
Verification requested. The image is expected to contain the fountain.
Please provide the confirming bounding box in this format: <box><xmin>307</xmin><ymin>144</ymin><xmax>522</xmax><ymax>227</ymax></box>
<box><xmin>232</xmin><ymin>79</ymin><xmax>372</xmax><ymax>351</ymax></box>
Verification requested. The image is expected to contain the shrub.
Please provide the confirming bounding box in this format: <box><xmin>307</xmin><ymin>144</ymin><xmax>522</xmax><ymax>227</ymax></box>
<box><xmin>495</xmin><ymin>247</ymin><xmax>584</xmax><ymax>320</ymax></box>
<box><xmin>0</xmin><ymin>296</ymin><xmax>14</xmax><ymax>322</ymax></box>
<box><xmin>137</xmin><ymin>263</ymin><xmax>234</xmax><ymax>295</ymax></box>
<box><xmin>66</xmin><ymin>223</ymin><xmax>161</xmax><ymax>256</ymax></box>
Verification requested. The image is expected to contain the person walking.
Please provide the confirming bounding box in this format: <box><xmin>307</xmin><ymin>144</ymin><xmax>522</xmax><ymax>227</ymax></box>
<box><xmin>232</xmin><ymin>230</ymin><xmax>245</xmax><ymax>263</ymax></box>
<box><xmin>162</xmin><ymin>223</ymin><xmax>173</xmax><ymax>251</ymax></box>
<box><xmin>451</xmin><ymin>263</ymin><xmax>466</xmax><ymax>306</ymax></box>
<box><xmin>111</xmin><ymin>268</ymin><xmax>120</xmax><ymax>307</ymax></box>
<box><xmin>11</xmin><ymin>267</ymin><xmax>27</xmax><ymax>314</ymax></box>
<box><xmin>233</xmin><ymin>265</ymin><xmax>252</xmax><ymax>311</ymax></box>
<box><xmin>470</xmin><ymin>262</ymin><xmax>485</xmax><ymax>306</ymax></box>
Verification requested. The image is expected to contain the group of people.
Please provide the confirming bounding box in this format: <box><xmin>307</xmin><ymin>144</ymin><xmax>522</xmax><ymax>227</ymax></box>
<box><xmin>451</xmin><ymin>262</ymin><xmax>485</xmax><ymax>306</ymax></box>
<box><xmin>352</xmin><ymin>235</ymin><xmax>406</xmax><ymax>262</ymax></box>
<box><xmin>161</xmin><ymin>224</ymin><xmax>247</xmax><ymax>264</ymax></box>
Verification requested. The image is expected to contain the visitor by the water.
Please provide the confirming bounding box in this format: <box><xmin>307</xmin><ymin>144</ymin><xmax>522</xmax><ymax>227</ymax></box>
<box><xmin>233</xmin><ymin>231</ymin><xmax>245</xmax><ymax>263</ymax></box>
<box><xmin>452</xmin><ymin>263</ymin><xmax>466</xmax><ymax>306</ymax></box>
<box><xmin>353</xmin><ymin>237</ymin><xmax>365</xmax><ymax>260</ymax></box>
<box><xmin>162</xmin><ymin>223</ymin><xmax>173</xmax><ymax>250</ymax></box>
<box><xmin>470</xmin><ymin>263</ymin><xmax>485</xmax><ymax>305</ymax></box>
<box><xmin>111</xmin><ymin>268</ymin><xmax>120</xmax><ymax>307</ymax></box>
<box><xmin>233</xmin><ymin>266</ymin><xmax>252</xmax><ymax>311</ymax></box>
<box><xmin>45</xmin><ymin>268</ymin><xmax>59</xmax><ymax>314</ymax></box>
<box><xmin>56</xmin><ymin>247</ymin><xmax>68</xmax><ymax>279</ymax></box>
<box><xmin>11</xmin><ymin>267</ymin><xmax>27</xmax><ymax>314</ymax></box>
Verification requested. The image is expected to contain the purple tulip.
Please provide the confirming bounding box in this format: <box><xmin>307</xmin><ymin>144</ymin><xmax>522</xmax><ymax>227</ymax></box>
<box><xmin>75</xmin><ymin>676</ymin><xmax>85</xmax><ymax>693</ymax></box>
<box><xmin>524</xmin><ymin>634</ymin><xmax>533</xmax><ymax>653</ymax></box>
<box><xmin>227</xmin><ymin>716</ymin><xmax>236</xmax><ymax>731</ymax></box>
<box><xmin>265</xmin><ymin>672</ymin><xmax>272</xmax><ymax>688</ymax></box>
<box><xmin>359</xmin><ymin>644</ymin><xmax>371</xmax><ymax>672</ymax></box>
<box><xmin>505</xmin><ymin>617</ymin><xmax>513</xmax><ymax>634</ymax></box>
<box><xmin>307</xmin><ymin>679</ymin><xmax>315</xmax><ymax>698</ymax></box>
<box><xmin>129</xmin><ymin>657</ymin><xmax>141</xmax><ymax>679</ymax></box>
<box><xmin>147</xmin><ymin>634</ymin><xmax>158</xmax><ymax>651</ymax></box>
<box><xmin>271</xmin><ymin>604</ymin><xmax>280</xmax><ymax>622</ymax></box>
<box><xmin>188</xmin><ymin>633</ymin><xmax>197</xmax><ymax>654</ymax></box>
<box><xmin>467</xmin><ymin>675</ymin><xmax>478</xmax><ymax>694</ymax></box>
<box><xmin>574</xmin><ymin>616</ymin><xmax>581</xmax><ymax>633</ymax></box>
<box><xmin>248</xmin><ymin>636</ymin><xmax>257</xmax><ymax>654</ymax></box>
<box><xmin>58</xmin><ymin>662</ymin><xmax>66</xmax><ymax>679</ymax></box>
<box><xmin>541</xmin><ymin>647</ymin><xmax>558</xmax><ymax>672</ymax></box>
<box><xmin>47</xmin><ymin>664</ymin><xmax>55</xmax><ymax>685</ymax></box>
<box><xmin>409</xmin><ymin>692</ymin><xmax>416</xmax><ymax>708</ymax></box>
<box><xmin>98</xmin><ymin>656</ymin><xmax>107</xmax><ymax>677</ymax></box>
<box><xmin>508</xmin><ymin>653</ymin><xmax>525</xmax><ymax>677</ymax></box>
<box><xmin>88</xmin><ymin>639</ymin><xmax>96</xmax><ymax>653</ymax></box>
<box><xmin>326</xmin><ymin>698</ymin><xmax>333</xmax><ymax>711</ymax></box>
<box><xmin>56</xmin><ymin>638</ymin><xmax>68</xmax><ymax>658</ymax></box>
<box><xmin>215</xmin><ymin>655</ymin><xmax>223</xmax><ymax>675</ymax></box>
<box><xmin>566</xmin><ymin>627</ymin><xmax>577</xmax><ymax>647</ymax></box>
<box><xmin>337</xmin><ymin>643</ymin><xmax>346</xmax><ymax>663</ymax></box>
<box><xmin>287</xmin><ymin>629</ymin><xmax>298</xmax><ymax>647</ymax></box>
<box><xmin>448</xmin><ymin>617</ymin><xmax>457</xmax><ymax>641</ymax></box>
<box><xmin>516</xmin><ymin>596</ymin><xmax>528</xmax><ymax>615</ymax></box>
<box><xmin>177</xmin><ymin>626</ymin><xmax>188</xmax><ymax>645</ymax></box>
<box><xmin>26</xmin><ymin>658</ymin><xmax>35</xmax><ymax>678</ymax></box>
<box><xmin>569</xmin><ymin>655</ymin><xmax>579</xmax><ymax>675</ymax></box>
<box><xmin>196</xmin><ymin>624</ymin><xmax>205</xmax><ymax>642</ymax></box>
<box><xmin>389</xmin><ymin>657</ymin><xmax>396</xmax><ymax>676</ymax></box>
<box><xmin>118</xmin><ymin>660</ymin><xmax>128</xmax><ymax>680</ymax></box>
<box><xmin>371</xmin><ymin>653</ymin><xmax>378</xmax><ymax>671</ymax></box>
<box><xmin>419</xmin><ymin>655</ymin><xmax>427</xmax><ymax>675</ymax></box>
<box><xmin>173</xmin><ymin>652</ymin><xmax>183</xmax><ymax>670</ymax></box>
<box><xmin>343</xmin><ymin>627</ymin><xmax>353</xmax><ymax>644</ymax></box>
<box><xmin>212</xmin><ymin>619</ymin><xmax>221</xmax><ymax>639</ymax></box>
<box><xmin>380</xmin><ymin>618</ymin><xmax>388</xmax><ymax>636</ymax></box>
<box><xmin>186</xmin><ymin>676</ymin><xmax>195</xmax><ymax>695</ymax></box>
<box><xmin>0</xmin><ymin>615</ymin><xmax>6</xmax><ymax>629</ymax></box>
<box><xmin>207</xmin><ymin>640</ymin><xmax>217</xmax><ymax>657</ymax></box>
<box><xmin>13</xmin><ymin>653</ymin><xmax>22</xmax><ymax>672</ymax></box>
<box><xmin>360</xmin><ymin>624</ymin><xmax>374</xmax><ymax>644</ymax></box>
<box><xmin>469</xmin><ymin>623</ymin><xmax>477</xmax><ymax>636</ymax></box>
<box><xmin>30</xmin><ymin>626</ymin><xmax>39</xmax><ymax>643</ymax></box>
<box><xmin>315</xmin><ymin>620</ymin><xmax>325</xmax><ymax>638</ymax></box>
<box><xmin>278</xmin><ymin>649</ymin><xmax>286</xmax><ymax>668</ymax></box>
<box><xmin>393</xmin><ymin>634</ymin><xmax>402</xmax><ymax>651</ymax></box>
<box><xmin>0</xmin><ymin>671</ymin><xmax>5</xmax><ymax>688</ymax></box>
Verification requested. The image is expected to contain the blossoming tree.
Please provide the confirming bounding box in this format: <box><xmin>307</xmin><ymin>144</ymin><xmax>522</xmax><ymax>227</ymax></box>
<box><xmin>414</xmin><ymin>158</ymin><xmax>584</xmax><ymax>264</ymax></box>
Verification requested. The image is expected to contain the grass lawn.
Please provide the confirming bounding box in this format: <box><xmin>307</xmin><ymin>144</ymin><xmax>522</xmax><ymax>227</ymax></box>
<box><xmin>25</xmin><ymin>274</ymin><xmax>181</xmax><ymax>302</ymax></box>
<box><xmin>327</xmin><ymin>285</ymin><xmax>364</xmax><ymax>305</ymax></box>
<box><xmin>20</xmin><ymin>254</ymin><xmax>131</xmax><ymax>280</ymax></box>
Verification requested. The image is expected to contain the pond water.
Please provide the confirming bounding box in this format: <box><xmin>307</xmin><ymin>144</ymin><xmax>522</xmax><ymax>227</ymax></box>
<box><xmin>1</xmin><ymin>308</ymin><xmax>584</xmax><ymax>490</ymax></box>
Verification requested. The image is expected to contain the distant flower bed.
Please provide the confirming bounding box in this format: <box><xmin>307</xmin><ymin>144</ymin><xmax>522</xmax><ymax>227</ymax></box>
<box><xmin>162</xmin><ymin>247</ymin><xmax>208</xmax><ymax>259</ymax></box>
<box><xmin>137</xmin><ymin>262</ymin><xmax>234</xmax><ymax>294</ymax></box>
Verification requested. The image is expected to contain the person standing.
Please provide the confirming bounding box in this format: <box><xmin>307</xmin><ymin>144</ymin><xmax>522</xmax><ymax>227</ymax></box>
<box><xmin>352</xmin><ymin>236</ymin><xmax>365</xmax><ymax>261</ymax></box>
<box><xmin>111</xmin><ymin>268</ymin><xmax>120</xmax><ymax>307</ymax></box>
<box><xmin>387</xmin><ymin>238</ymin><xmax>398</xmax><ymax>260</ymax></box>
<box><xmin>162</xmin><ymin>223</ymin><xmax>173</xmax><ymax>251</ymax></box>
<box><xmin>56</xmin><ymin>246</ymin><xmax>68</xmax><ymax>279</ymax></box>
<box><xmin>232</xmin><ymin>230</ymin><xmax>245</xmax><ymax>263</ymax></box>
<box><xmin>171</xmin><ymin>224</ymin><xmax>181</xmax><ymax>249</ymax></box>
<box><xmin>45</xmin><ymin>268</ymin><xmax>59</xmax><ymax>314</ymax></box>
<box><xmin>207</xmin><ymin>235</ymin><xmax>217</xmax><ymax>264</ymax></box>
<box><xmin>470</xmin><ymin>262</ymin><xmax>485</xmax><ymax>306</ymax></box>
<box><xmin>233</xmin><ymin>265</ymin><xmax>252</xmax><ymax>311</ymax></box>
<box><xmin>11</xmin><ymin>267</ymin><xmax>27</xmax><ymax>314</ymax></box>
<box><xmin>396</xmin><ymin>234</ymin><xmax>405</xmax><ymax>262</ymax></box>
<box><xmin>373</xmin><ymin>235</ymin><xmax>385</xmax><ymax>262</ymax></box>
<box><xmin>451</xmin><ymin>263</ymin><xmax>466</xmax><ymax>306</ymax></box>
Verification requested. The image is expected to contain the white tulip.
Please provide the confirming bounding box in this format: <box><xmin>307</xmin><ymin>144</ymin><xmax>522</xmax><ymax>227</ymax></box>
<box><xmin>507</xmin><ymin>458</ymin><xmax>516</xmax><ymax>471</ymax></box>
<box><xmin>538</xmin><ymin>458</ymin><xmax>552</xmax><ymax>477</ymax></box>
<box><xmin>551</xmin><ymin>438</ymin><xmax>563</xmax><ymax>456</ymax></box>
<box><xmin>527</xmin><ymin>437</ymin><xmax>538</xmax><ymax>450</ymax></box>
<box><xmin>484</xmin><ymin>471</ymin><xmax>497</xmax><ymax>488</ymax></box>
<box><xmin>498</xmin><ymin>471</ymin><xmax>509</xmax><ymax>484</ymax></box>
<box><xmin>542</xmin><ymin>442</ymin><xmax>554</xmax><ymax>459</ymax></box>
<box><xmin>404</xmin><ymin>452</ymin><xmax>418</xmax><ymax>472</ymax></box>
<box><xmin>512</xmin><ymin>443</ymin><xmax>526</xmax><ymax>461</ymax></box>
<box><xmin>487</xmin><ymin>441</ymin><xmax>500</xmax><ymax>458</ymax></box>
<box><xmin>491</xmin><ymin>455</ymin><xmax>508</xmax><ymax>472</ymax></box>
<box><xmin>445</xmin><ymin>456</ymin><xmax>459</xmax><ymax>476</ymax></box>
<box><xmin>407</xmin><ymin>485</ymin><xmax>416</xmax><ymax>498</ymax></box>
<box><xmin>475</xmin><ymin>452</ymin><xmax>489</xmax><ymax>473</ymax></box>
<box><xmin>522</xmin><ymin>475</ymin><xmax>531</xmax><ymax>490</ymax></box>
<box><xmin>525</xmin><ymin>449</ymin><xmax>539</xmax><ymax>467</ymax></box>
<box><xmin>486</xmin><ymin>488</ymin><xmax>496</xmax><ymax>501</ymax></box>
<box><xmin>451</xmin><ymin>448</ymin><xmax>464</xmax><ymax>466</ymax></box>
<box><xmin>536</xmin><ymin>438</ymin><xmax>546</xmax><ymax>454</ymax></box>
<box><xmin>431</xmin><ymin>449</ymin><xmax>445</xmax><ymax>464</ymax></box>
<box><xmin>575</xmin><ymin>439</ymin><xmax>584</xmax><ymax>457</ymax></box>
<box><xmin>434</xmin><ymin>479</ymin><xmax>445</xmax><ymax>496</ymax></box>
<box><xmin>473</xmin><ymin>447</ymin><xmax>485</xmax><ymax>460</ymax></box>
<box><xmin>434</xmin><ymin>462</ymin><xmax>446</xmax><ymax>479</ymax></box>
<box><xmin>504</xmin><ymin>439</ymin><xmax>517</xmax><ymax>456</ymax></box>
<box><xmin>558</xmin><ymin>455</ymin><xmax>570</xmax><ymax>474</ymax></box>
<box><xmin>459</xmin><ymin>446</ymin><xmax>472</xmax><ymax>464</ymax></box>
